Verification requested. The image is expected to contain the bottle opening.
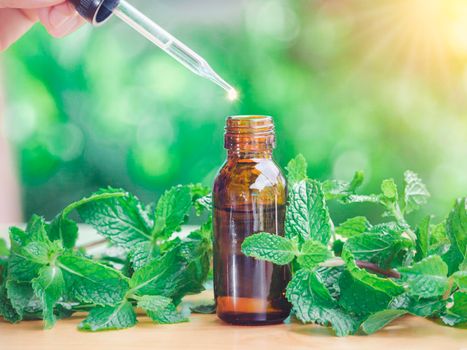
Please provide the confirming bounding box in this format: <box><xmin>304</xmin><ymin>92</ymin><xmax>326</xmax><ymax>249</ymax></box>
<box><xmin>225</xmin><ymin>115</ymin><xmax>275</xmax><ymax>151</ymax></box>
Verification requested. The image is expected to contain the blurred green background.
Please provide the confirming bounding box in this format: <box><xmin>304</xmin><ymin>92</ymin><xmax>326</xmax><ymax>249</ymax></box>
<box><xmin>2</xmin><ymin>0</ymin><xmax>467</xmax><ymax>224</ymax></box>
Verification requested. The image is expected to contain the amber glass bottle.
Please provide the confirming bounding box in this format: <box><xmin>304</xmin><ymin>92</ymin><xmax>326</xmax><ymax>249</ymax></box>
<box><xmin>213</xmin><ymin>115</ymin><xmax>291</xmax><ymax>325</ymax></box>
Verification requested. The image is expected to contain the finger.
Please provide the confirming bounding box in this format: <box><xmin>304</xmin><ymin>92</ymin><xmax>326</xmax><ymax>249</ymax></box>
<box><xmin>0</xmin><ymin>0</ymin><xmax>64</xmax><ymax>9</ymax></box>
<box><xmin>0</xmin><ymin>8</ymin><xmax>37</xmax><ymax>51</ymax></box>
<box><xmin>37</xmin><ymin>2</ymin><xmax>85</xmax><ymax>38</ymax></box>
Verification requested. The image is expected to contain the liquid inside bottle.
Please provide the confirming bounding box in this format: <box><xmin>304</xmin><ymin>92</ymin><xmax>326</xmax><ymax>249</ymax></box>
<box><xmin>213</xmin><ymin>115</ymin><xmax>291</xmax><ymax>325</ymax></box>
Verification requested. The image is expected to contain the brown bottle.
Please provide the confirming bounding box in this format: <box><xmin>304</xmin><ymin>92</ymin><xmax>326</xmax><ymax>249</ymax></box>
<box><xmin>213</xmin><ymin>115</ymin><xmax>291</xmax><ymax>325</ymax></box>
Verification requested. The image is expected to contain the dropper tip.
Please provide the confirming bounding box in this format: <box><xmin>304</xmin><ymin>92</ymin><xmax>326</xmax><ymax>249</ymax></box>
<box><xmin>227</xmin><ymin>88</ymin><xmax>239</xmax><ymax>102</ymax></box>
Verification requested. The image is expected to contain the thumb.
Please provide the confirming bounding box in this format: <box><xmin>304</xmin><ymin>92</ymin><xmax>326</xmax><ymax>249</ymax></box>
<box><xmin>0</xmin><ymin>0</ymin><xmax>65</xmax><ymax>9</ymax></box>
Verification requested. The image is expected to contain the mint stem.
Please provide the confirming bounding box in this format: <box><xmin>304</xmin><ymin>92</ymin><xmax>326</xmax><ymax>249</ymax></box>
<box><xmin>321</xmin><ymin>257</ymin><xmax>400</xmax><ymax>279</ymax></box>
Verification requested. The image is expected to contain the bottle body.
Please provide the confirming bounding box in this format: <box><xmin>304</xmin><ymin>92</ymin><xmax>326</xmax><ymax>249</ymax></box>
<box><xmin>213</xmin><ymin>116</ymin><xmax>291</xmax><ymax>325</ymax></box>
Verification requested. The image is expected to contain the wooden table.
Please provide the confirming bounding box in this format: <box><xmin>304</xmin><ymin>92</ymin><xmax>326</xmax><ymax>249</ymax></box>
<box><xmin>1</xmin><ymin>226</ymin><xmax>466</xmax><ymax>349</ymax></box>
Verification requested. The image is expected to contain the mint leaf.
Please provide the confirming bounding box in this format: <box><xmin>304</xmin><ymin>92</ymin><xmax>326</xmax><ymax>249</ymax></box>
<box><xmin>129</xmin><ymin>239</ymin><xmax>209</xmax><ymax>303</ymax></box>
<box><xmin>381</xmin><ymin>179</ymin><xmax>398</xmax><ymax>201</ymax></box>
<box><xmin>77</xmin><ymin>189</ymin><xmax>152</xmax><ymax>248</ymax></box>
<box><xmin>443</xmin><ymin>198</ymin><xmax>467</xmax><ymax>274</ymax></box>
<box><xmin>128</xmin><ymin>242</ymin><xmax>160</xmax><ymax>270</ymax></box>
<box><xmin>286</xmin><ymin>269</ymin><xmax>359</xmax><ymax>336</ymax></box>
<box><xmin>79</xmin><ymin>301</ymin><xmax>137</xmax><ymax>331</ymax></box>
<box><xmin>286</xmin><ymin>154</ymin><xmax>308</xmax><ymax>185</ymax></box>
<box><xmin>152</xmin><ymin>185</ymin><xmax>192</xmax><ymax>240</ymax></box>
<box><xmin>441</xmin><ymin>292</ymin><xmax>466</xmax><ymax>325</ymax></box>
<box><xmin>285</xmin><ymin>180</ymin><xmax>331</xmax><ymax>245</ymax></box>
<box><xmin>58</xmin><ymin>255</ymin><xmax>129</xmax><ymax>306</ymax></box>
<box><xmin>399</xmin><ymin>255</ymin><xmax>449</xmax><ymax>298</ymax></box>
<box><xmin>415</xmin><ymin>216</ymin><xmax>430</xmax><ymax>261</ymax></box>
<box><xmin>146</xmin><ymin>303</ymin><xmax>188</xmax><ymax>324</ymax></box>
<box><xmin>22</xmin><ymin>242</ymin><xmax>51</xmax><ymax>265</ymax></box>
<box><xmin>297</xmin><ymin>240</ymin><xmax>330</xmax><ymax>269</ymax></box>
<box><xmin>403</xmin><ymin>170</ymin><xmax>430</xmax><ymax>214</ymax></box>
<box><xmin>136</xmin><ymin>295</ymin><xmax>171</xmax><ymax>311</ymax></box>
<box><xmin>0</xmin><ymin>284</ymin><xmax>21</xmax><ymax>323</ymax></box>
<box><xmin>137</xmin><ymin>295</ymin><xmax>187</xmax><ymax>324</ymax></box>
<box><xmin>344</xmin><ymin>232</ymin><xmax>412</xmax><ymax>268</ymax></box>
<box><xmin>6</xmin><ymin>280</ymin><xmax>34</xmax><ymax>319</ymax></box>
<box><xmin>390</xmin><ymin>293</ymin><xmax>446</xmax><ymax>317</ymax></box>
<box><xmin>335</xmin><ymin>217</ymin><xmax>371</xmax><ymax>238</ymax></box>
<box><xmin>32</xmin><ymin>265</ymin><xmax>65</xmax><ymax>329</ymax></box>
<box><xmin>361</xmin><ymin>310</ymin><xmax>408</xmax><ymax>335</ymax></box>
<box><xmin>342</xmin><ymin>250</ymin><xmax>404</xmax><ymax>297</ymax></box>
<box><xmin>7</xmin><ymin>253</ymin><xmax>42</xmax><ymax>283</ymax></box>
<box><xmin>453</xmin><ymin>271</ymin><xmax>467</xmax><ymax>291</ymax></box>
<box><xmin>242</xmin><ymin>233</ymin><xmax>296</xmax><ymax>265</ymax></box>
<box><xmin>47</xmin><ymin>216</ymin><xmax>78</xmax><ymax>249</ymax></box>
<box><xmin>322</xmin><ymin>171</ymin><xmax>364</xmax><ymax>202</ymax></box>
<box><xmin>338</xmin><ymin>270</ymin><xmax>392</xmax><ymax>315</ymax></box>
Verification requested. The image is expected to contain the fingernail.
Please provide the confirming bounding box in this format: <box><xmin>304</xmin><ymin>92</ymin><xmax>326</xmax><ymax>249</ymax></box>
<box><xmin>49</xmin><ymin>5</ymin><xmax>71</xmax><ymax>28</ymax></box>
<box><xmin>55</xmin><ymin>14</ymin><xmax>81</xmax><ymax>35</ymax></box>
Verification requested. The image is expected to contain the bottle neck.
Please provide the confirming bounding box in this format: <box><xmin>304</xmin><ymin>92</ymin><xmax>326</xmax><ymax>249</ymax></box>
<box><xmin>227</xmin><ymin>149</ymin><xmax>273</xmax><ymax>159</ymax></box>
<box><xmin>224</xmin><ymin>115</ymin><xmax>276</xmax><ymax>160</ymax></box>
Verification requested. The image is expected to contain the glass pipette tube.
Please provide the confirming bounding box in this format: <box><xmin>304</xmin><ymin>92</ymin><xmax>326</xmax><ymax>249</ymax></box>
<box><xmin>110</xmin><ymin>0</ymin><xmax>238</xmax><ymax>100</ymax></box>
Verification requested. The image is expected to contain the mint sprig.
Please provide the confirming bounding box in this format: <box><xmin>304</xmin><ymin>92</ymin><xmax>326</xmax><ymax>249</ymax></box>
<box><xmin>0</xmin><ymin>184</ymin><xmax>211</xmax><ymax>331</ymax></box>
<box><xmin>242</xmin><ymin>154</ymin><xmax>467</xmax><ymax>335</ymax></box>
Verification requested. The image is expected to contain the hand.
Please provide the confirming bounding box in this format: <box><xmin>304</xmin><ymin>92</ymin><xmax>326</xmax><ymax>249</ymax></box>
<box><xmin>0</xmin><ymin>0</ymin><xmax>85</xmax><ymax>51</ymax></box>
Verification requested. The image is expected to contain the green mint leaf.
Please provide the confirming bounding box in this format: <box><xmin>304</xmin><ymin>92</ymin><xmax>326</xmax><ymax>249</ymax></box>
<box><xmin>322</xmin><ymin>171</ymin><xmax>364</xmax><ymax>202</ymax></box>
<box><xmin>189</xmin><ymin>184</ymin><xmax>211</xmax><ymax>215</ymax></box>
<box><xmin>335</xmin><ymin>216</ymin><xmax>371</xmax><ymax>238</ymax></box>
<box><xmin>344</xmin><ymin>232</ymin><xmax>412</xmax><ymax>268</ymax></box>
<box><xmin>403</xmin><ymin>170</ymin><xmax>430</xmax><ymax>214</ymax></box>
<box><xmin>6</xmin><ymin>280</ymin><xmax>34</xmax><ymax>319</ymax></box>
<box><xmin>441</xmin><ymin>292</ymin><xmax>466</xmax><ymax>326</ymax></box>
<box><xmin>47</xmin><ymin>216</ymin><xmax>78</xmax><ymax>249</ymax></box>
<box><xmin>241</xmin><ymin>233</ymin><xmax>296</xmax><ymax>265</ymax></box>
<box><xmin>390</xmin><ymin>293</ymin><xmax>446</xmax><ymax>317</ymax></box>
<box><xmin>381</xmin><ymin>179</ymin><xmax>398</xmax><ymax>201</ymax></box>
<box><xmin>0</xmin><ymin>284</ymin><xmax>21</xmax><ymax>323</ymax></box>
<box><xmin>286</xmin><ymin>269</ymin><xmax>360</xmax><ymax>336</ymax></box>
<box><xmin>129</xmin><ymin>239</ymin><xmax>209</xmax><ymax>303</ymax></box>
<box><xmin>0</xmin><ymin>238</ymin><xmax>9</xmax><ymax>257</ymax></box>
<box><xmin>286</xmin><ymin>154</ymin><xmax>308</xmax><ymax>185</ymax></box>
<box><xmin>32</xmin><ymin>265</ymin><xmax>65</xmax><ymax>329</ymax></box>
<box><xmin>137</xmin><ymin>295</ymin><xmax>188</xmax><ymax>324</ymax></box>
<box><xmin>342</xmin><ymin>249</ymin><xmax>404</xmax><ymax>297</ymax></box>
<box><xmin>146</xmin><ymin>303</ymin><xmax>188</xmax><ymax>324</ymax></box>
<box><xmin>453</xmin><ymin>271</ymin><xmax>467</xmax><ymax>291</ymax></box>
<box><xmin>338</xmin><ymin>270</ymin><xmax>392</xmax><ymax>316</ymax></box>
<box><xmin>128</xmin><ymin>242</ymin><xmax>160</xmax><ymax>271</ymax></box>
<box><xmin>315</xmin><ymin>266</ymin><xmax>343</xmax><ymax>300</ymax></box>
<box><xmin>429</xmin><ymin>221</ymin><xmax>450</xmax><ymax>256</ymax></box>
<box><xmin>136</xmin><ymin>295</ymin><xmax>171</xmax><ymax>311</ymax></box>
<box><xmin>152</xmin><ymin>185</ymin><xmax>192</xmax><ymax>240</ymax></box>
<box><xmin>58</xmin><ymin>255</ymin><xmax>129</xmax><ymax>306</ymax></box>
<box><xmin>285</xmin><ymin>179</ymin><xmax>331</xmax><ymax>245</ymax></box>
<box><xmin>79</xmin><ymin>301</ymin><xmax>137</xmax><ymax>332</ymax></box>
<box><xmin>21</xmin><ymin>242</ymin><xmax>51</xmax><ymax>265</ymax></box>
<box><xmin>399</xmin><ymin>255</ymin><xmax>449</xmax><ymax>298</ymax></box>
<box><xmin>77</xmin><ymin>188</ymin><xmax>152</xmax><ymax>248</ymax></box>
<box><xmin>361</xmin><ymin>310</ymin><xmax>408</xmax><ymax>335</ymax></box>
<box><xmin>443</xmin><ymin>198</ymin><xmax>467</xmax><ymax>274</ymax></box>
<box><xmin>415</xmin><ymin>216</ymin><xmax>430</xmax><ymax>261</ymax></box>
<box><xmin>297</xmin><ymin>240</ymin><xmax>330</xmax><ymax>269</ymax></box>
<box><xmin>7</xmin><ymin>253</ymin><xmax>42</xmax><ymax>283</ymax></box>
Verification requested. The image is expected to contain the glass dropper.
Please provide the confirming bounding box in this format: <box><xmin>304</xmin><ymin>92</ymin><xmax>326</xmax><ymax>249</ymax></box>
<box><xmin>105</xmin><ymin>0</ymin><xmax>238</xmax><ymax>100</ymax></box>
